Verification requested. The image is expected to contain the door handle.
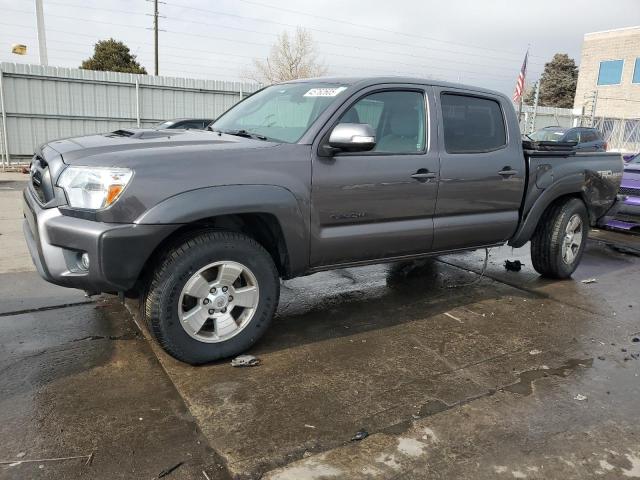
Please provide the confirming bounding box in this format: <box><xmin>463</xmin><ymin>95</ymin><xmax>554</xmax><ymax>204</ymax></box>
<box><xmin>498</xmin><ymin>167</ymin><xmax>518</xmax><ymax>178</ymax></box>
<box><xmin>411</xmin><ymin>169</ymin><xmax>437</xmax><ymax>182</ymax></box>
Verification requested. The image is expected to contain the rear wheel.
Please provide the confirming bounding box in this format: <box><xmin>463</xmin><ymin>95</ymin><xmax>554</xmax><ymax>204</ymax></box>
<box><xmin>530</xmin><ymin>198</ymin><xmax>589</xmax><ymax>279</ymax></box>
<box><xmin>144</xmin><ymin>231</ymin><xmax>279</xmax><ymax>364</ymax></box>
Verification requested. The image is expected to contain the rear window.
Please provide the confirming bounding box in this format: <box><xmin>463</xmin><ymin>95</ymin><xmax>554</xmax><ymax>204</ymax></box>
<box><xmin>441</xmin><ymin>94</ymin><xmax>506</xmax><ymax>153</ymax></box>
<box><xmin>529</xmin><ymin>129</ymin><xmax>566</xmax><ymax>142</ymax></box>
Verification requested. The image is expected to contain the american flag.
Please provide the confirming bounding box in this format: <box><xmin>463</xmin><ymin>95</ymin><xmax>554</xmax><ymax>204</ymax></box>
<box><xmin>512</xmin><ymin>51</ymin><xmax>528</xmax><ymax>103</ymax></box>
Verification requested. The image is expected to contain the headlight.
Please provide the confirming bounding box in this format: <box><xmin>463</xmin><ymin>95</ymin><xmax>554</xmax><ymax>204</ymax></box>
<box><xmin>57</xmin><ymin>166</ymin><xmax>133</xmax><ymax>210</ymax></box>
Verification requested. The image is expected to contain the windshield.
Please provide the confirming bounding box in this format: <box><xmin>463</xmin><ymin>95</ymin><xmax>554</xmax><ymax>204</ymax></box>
<box><xmin>529</xmin><ymin>129</ymin><xmax>566</xmax><ymax>142</ymax></box>
<box><xmin>210</xmin><ymin>83</ymin><xmax>348</xmax><ymax>143</ymax></box>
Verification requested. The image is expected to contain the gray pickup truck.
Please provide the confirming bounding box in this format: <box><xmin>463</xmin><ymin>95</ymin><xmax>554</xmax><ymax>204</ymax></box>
<box><xmin>23</xmin><ymin>77</ymin><xmax>623</xmax><ymax>364</ymax></box>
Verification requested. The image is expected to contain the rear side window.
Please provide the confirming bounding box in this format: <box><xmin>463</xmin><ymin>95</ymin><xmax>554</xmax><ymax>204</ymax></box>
<box><xmin>441</xmin><ymin>94</ymin><xmax>506</xmax><ymax>153</ymax></box>
<box><xmin>583</xmin><ymin>130</ymin><xmax>601</xmax><ymax>142</ymax></box>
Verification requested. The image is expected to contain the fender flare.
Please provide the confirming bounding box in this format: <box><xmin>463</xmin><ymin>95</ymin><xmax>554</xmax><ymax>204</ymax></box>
<box><xmin>508</xmin><ymin>173</ymin><xmax>586</xmax><ymax>248</ymax></box>
<box><xmin>135</xmin><ymin>184</ymin><xmax>308</xmax><ymax>276</ymax></box>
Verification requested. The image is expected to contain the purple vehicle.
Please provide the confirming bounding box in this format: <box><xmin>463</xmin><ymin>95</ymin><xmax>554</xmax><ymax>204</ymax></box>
<box><xmin>608</xmin><ymin>153</ymin><xmax>640</xmax><ymax>231</ymax></box>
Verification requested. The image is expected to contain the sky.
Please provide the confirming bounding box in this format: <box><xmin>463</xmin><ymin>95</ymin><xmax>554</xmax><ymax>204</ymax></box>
<box><xmin>0</xmin><ymin>0</ymin><xmax>638</xmax><ymax>95</ymax></box>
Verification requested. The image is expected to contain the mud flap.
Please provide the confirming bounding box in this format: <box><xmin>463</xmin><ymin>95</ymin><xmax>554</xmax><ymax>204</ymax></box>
<box><xmin>596</xmin><ymin>194</ymin><xmax>626</xmax><ymax>228</ymax></box>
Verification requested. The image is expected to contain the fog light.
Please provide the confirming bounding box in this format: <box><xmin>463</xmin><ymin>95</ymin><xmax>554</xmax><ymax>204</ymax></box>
<box><xmin>80</xmin><ymin>252</ymin><xmax>90</xmax><ymax>270</ymax></box>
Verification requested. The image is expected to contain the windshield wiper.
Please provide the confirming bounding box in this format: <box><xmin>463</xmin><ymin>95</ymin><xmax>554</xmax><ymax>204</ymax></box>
<box><xmin>216</xmin><ymin>129</ymin><xmax>268</xmax><ymax>141</ymax></box>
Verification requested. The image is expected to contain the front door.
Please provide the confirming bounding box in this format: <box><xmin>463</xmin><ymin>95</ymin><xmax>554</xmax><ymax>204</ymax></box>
<box><xmin>310</xmin><ymin>86</ymin><xmax>440</xmax><ymax>267</ymax></box>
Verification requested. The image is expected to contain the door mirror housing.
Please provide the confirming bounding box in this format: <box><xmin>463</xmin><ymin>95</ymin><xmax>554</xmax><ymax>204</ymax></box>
<box><xmin>327</xmin><ymin>123</ymin><xmax>376</xmax><ymax>153</ymax></box>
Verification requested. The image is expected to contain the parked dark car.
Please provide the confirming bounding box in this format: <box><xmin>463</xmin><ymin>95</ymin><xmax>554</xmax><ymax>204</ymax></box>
<box><xmin>154</xmin><ymin>118</ymin><xmax>213</xmax><ymax>130</ymax></box>
<box><xmin>529</xmin><ymin>126</ymin><xmax>607</xmax><ymax>152</ymax></box>
<box><xmin>608</xmin><ymin>153</ymin><xmax>640</xmax><ymax>231</ymax></box>
<box><xmin>23</xmin><ymin>77</ymin><xmax>624</xmax><ymax>364</ymax></box>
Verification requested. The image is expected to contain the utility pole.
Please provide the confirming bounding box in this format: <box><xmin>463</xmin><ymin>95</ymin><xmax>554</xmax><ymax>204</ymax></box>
<box><xmin>35</xmin><ymin>0</ymin><xmax>48</xmax><ymax>66</ymax></box>
<box><xmin>153</xmin><ymin>0</ymin><xmax>159</xmax><ymax>75</ymax></box>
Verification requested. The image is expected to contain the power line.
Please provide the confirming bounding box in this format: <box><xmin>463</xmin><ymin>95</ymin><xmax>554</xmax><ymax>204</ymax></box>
<box><xmin>158</xmin><ymin>14</ymin><xmax>541</xmax><ymax>74</ymax></box>
<box><xmin>0</xmin><ymin>9</ymin><xmax>538</xmax><ymax>82</ymax></box>
<box><xmin>166</xmin><ymin>0</ymin><xmax>547</xmax><ymax>61</ymax></box>
<box><xmin>0</xmin><ymin>34</ymin><xmax>517</xmax><ymax>87</ymax></box>
<box><xmin>159</xmin><ymin>29</ymin><xmax>531</xmax><ymax>81</ymax></box>
<box><xmin>24</xmin><ymin>0</ymin><xmax>546</xmax><ymax>69</ymax></box>
<box><xmin>163</xmin><ymin>1</ymin><xmax>545</xmax><ymax>68</ymax></box>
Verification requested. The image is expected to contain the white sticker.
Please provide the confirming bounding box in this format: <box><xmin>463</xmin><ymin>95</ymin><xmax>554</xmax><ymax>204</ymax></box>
<box><xmin>304</xmin><ymin>87</ymin><xmax>347</xmax><ymax>97</ymax></box>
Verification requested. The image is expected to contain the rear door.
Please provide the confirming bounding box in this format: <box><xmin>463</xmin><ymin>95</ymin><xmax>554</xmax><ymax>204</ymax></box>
<box><xmin>310</xmin><ymin>85</ymin><xmax>439</xmax><ymax>266</ymax></box>
<box><xmin>432</xmin><ymin>89</ymin><xmax>525</xmax><ymax>250</ymax></box>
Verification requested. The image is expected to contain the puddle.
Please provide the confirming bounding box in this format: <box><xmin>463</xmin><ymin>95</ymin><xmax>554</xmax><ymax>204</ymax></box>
<box><xmin>503</xmin><ymin>358</ymin><xmax>593</xmax><ymax>396</ymax></box>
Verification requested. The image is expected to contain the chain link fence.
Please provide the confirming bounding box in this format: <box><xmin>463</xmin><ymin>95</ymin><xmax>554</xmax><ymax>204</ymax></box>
<box><xmin>592</xmin><ymin>117</ymin><xmax>640</xmax><ymax>153</ymax></box>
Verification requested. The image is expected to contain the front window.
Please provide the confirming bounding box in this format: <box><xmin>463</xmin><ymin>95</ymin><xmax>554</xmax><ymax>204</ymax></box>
<box><xmin>211</xmin><ymin>83</ymin><xmax>348</xmax><ymax>143</ymax></box>
<box><xmin>597</xmin><ymin>60</ymin><xmax>624</xmax><ymax>86</ymax></box>
<box><xmin>338</xmin><ymin>90</ymin><xmax>426</xmax><ymax>154</ymax></box>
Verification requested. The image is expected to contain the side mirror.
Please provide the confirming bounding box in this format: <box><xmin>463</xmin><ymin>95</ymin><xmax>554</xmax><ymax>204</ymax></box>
<box><xmin>327</xmin><ymin>123</ymin><xmax>376</xmax><ymax>153</ymax></box>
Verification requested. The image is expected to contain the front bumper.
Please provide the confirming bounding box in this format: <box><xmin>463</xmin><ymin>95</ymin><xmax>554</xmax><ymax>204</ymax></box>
<box><xmin>22</xmin><ymin>188</ymin><xmax>177</xmax><ymax>293</ymax></box>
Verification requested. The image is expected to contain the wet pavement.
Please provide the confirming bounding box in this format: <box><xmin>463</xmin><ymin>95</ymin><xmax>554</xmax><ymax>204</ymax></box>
<box><xmin>2</xmin><ymin>172</ymin><xmax>640</xmax><ymax>479</ymax></box>
<box><xmin>0</xmin><ymin>276</ymin><xmax>230</xmax><ymax>480</ymax></box>
<box><xmin>128</xmin><ymin>239</ymin><xmax>640</xmax><ymax>479</ymax></box>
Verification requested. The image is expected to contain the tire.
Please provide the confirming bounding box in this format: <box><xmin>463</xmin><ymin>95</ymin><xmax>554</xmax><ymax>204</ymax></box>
<box><xmin>530</xmin><ymin>197</ymin><xmax>589</xmax><ymax>279</ymax></box>
<box><xmin>144</xmin><ymin>230</ymin><xmax>279</xmax><ymax>365</ymax></box>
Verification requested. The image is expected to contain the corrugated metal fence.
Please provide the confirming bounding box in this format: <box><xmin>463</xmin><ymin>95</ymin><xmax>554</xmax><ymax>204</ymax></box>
<box><xmin>0</xmin><ymin>62</ymin><xmax>259</xmax><ymax>165</ymax></box>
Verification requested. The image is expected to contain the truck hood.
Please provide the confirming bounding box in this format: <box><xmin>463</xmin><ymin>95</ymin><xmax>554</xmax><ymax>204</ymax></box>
<box><xmin>45</xmin><ymin>128</ymin><xmax>277</xmax><ymax>166</ymax></box>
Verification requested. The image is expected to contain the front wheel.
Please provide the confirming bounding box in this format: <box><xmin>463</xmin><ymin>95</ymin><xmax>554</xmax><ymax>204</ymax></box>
<box><xmin>530</xmin><ymin>198</ymin><xmax>589</xmax><ymax>279</ymax></box>
<box><xmin>144</xmin><ymin>231</ymin><xmax>279</xmax><ymax>365</ymax></box>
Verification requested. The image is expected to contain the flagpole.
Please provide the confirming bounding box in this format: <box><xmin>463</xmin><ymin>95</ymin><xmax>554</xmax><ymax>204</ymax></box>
<box><xmin>517</xmin><ymin>47</ymin><xmax>529</xmax><ymax>126</ymax></box>
<box><xmin>518</xmin><ymin>95</ymin><xmax>524</xmax><ymax>124</ymax></box>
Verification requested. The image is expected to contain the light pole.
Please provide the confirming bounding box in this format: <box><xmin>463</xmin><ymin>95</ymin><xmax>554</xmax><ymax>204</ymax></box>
<box><xmin>153</xmin><ymin>0</ymin><xmax>159</xmax><ymax>75</ymax></box>
<box><xmin>35</xmin><ymin>0</ymin><xmax>48</xmax><ymax>66</ymax></box>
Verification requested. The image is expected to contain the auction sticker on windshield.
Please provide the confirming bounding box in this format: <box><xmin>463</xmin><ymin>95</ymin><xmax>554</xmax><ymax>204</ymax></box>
<box><xmin>304</xmin><ymin>87</ymin><xmax>347</xmax><ymax>97</ymax></box>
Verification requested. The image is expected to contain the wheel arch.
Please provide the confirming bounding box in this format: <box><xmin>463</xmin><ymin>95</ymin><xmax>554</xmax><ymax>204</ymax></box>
<box><xmin>128</xmin><ymin>185</ymin><xmax>309</xmax><ymax>295</ymax></box>
<box><xmin>509</xmin><ymin>183</ymin><xmax>589</xmax><ymax>248</ymax></box>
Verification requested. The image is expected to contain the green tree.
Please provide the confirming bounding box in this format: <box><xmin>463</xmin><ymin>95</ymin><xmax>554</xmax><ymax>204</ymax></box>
<box><xmin>81</xmin><ymin>39</ymin><xmax>147</xmax><ymax>74</ymax></box>
<box><xmin>526</xmin><ymin>54</ymin><xmax>578</xmax><ymax>108</ymax></box>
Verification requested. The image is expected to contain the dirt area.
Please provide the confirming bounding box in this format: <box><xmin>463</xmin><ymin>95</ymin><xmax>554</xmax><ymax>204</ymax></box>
<box><xmin>2</xmin><ymin>171</ymin><xmax>640</xmax><ymax>479</ymax></box>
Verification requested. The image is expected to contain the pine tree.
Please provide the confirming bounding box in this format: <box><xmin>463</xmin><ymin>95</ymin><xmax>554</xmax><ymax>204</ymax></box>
<box><xmin>81</xmin><ymin>39</ymin><xmax>147</xmax><ymax>74</ymax></box>
<box><xmin>535</xmin><ymin>54</ymin><xmax>578</xmax><ymax>108</ymax></box>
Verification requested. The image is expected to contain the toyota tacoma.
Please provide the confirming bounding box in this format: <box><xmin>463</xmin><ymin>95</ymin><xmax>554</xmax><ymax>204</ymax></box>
<box><xmin>23</xmin><ymin>77</ymin><xmax>623</xmax><ymax>364</ymax></box>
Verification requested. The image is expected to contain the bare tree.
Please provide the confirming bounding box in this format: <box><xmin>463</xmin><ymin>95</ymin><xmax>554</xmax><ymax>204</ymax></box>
<box><xmin>248</xmin><ymin>28</ymin><xmax>327</xmax><ymax>84</ymax></box>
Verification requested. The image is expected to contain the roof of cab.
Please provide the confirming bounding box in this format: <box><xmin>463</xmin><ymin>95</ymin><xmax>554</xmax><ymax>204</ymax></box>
<box><xmin>280</xmin><ymin>76</ymin><xmax>509</xmax><ymax>102</ymax></box>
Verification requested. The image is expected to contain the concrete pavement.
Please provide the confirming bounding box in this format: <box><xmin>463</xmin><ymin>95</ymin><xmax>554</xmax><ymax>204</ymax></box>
<box><xmin>3</xmin><ymin>171</ymin><xmax>640</xmax><ymax>479</ymax></box>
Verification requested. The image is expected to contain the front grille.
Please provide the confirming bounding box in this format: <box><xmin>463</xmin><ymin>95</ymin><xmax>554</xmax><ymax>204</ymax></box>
<box><xmin>620</xmin><ymin>186</ymin><xmax>640</xmax><ymax>197</ymax></box>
